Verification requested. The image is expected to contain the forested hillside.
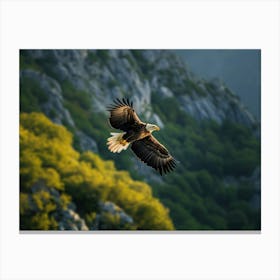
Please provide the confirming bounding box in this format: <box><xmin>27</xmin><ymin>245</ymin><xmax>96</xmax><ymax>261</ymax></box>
<box><xmin>20</xmin><ymin>112</ymin><xmax>174</xmax><ymax>230</ymax></box>
<box><xmin>20</xmin><ymin>50</ymin><xmax>261</xmax><ymax>230</ymax></box>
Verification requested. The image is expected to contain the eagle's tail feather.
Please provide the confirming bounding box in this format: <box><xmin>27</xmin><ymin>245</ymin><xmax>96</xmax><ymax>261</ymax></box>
<box><xmin>107</xmin><ymin>132</ymin><xmax>130</xmax><ymax>153</ymax></box>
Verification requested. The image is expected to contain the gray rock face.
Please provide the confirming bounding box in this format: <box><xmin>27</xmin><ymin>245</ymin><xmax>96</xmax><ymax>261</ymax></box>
<box><xmin>24</xmin><ymin>50</ymin><xmax>258</xmax><ymax>129</ymax></box>
<box><xmin>21</xmin><ymin>50</ymin><xmax>258</xmax><ymax>156</ymax></box>
<box><xmin>76</xmin><ymin>130</ymin><xmax>98</xmax><ymax>153</ymax></box>
<box><xmin>20</xmin><ymin>69</ymin><xmax>75</xmax><ymax>127</ymax></box>
<box><xmin>178</xmin><ymin>90</ymin><xmax>256</xmax><ymax>127</ymax></box>
<box><xmin>30</xmin><ymin>183</ymin><xmax>89</xmax><ymax>231</ymax></box>
<box><xmin>89</xmin><ymin>201</ymin><xmax>134</xmax><ymax>230</ymax></box>
<box><xmin>58</xmin><ymin>208</ymin><xmax>89</xmax><ymax>231</ymax></box>
<box><xmin>159</xmin><ymin>86</ymin><xmax>174</xmax><ymax>98</ymax></box>
<box><xmin>28</xmin><ymin>184</ymin><xmax>134</xmax><ymax>231</ymax></box>
<box><xmin>143</xmin><ymin>52</ymin><xmax>257</xmax><ymax>128</ymax></box>
<box><xmin>100</xmin><ymin>201</ymin><xmax>133</xmax><ymax>224</ymax></box>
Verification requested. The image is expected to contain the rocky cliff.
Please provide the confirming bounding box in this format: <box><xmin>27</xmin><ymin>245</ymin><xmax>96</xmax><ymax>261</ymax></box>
<box><xmin>20</xmin><ymin>50</ymin><xmax>258</xmax><ymax>148</ymax></box>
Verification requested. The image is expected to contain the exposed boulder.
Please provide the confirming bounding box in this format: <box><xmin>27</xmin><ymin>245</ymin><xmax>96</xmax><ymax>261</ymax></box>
<box><xmin>76</xmin><ymin>130</ymin><xmax>98</xmax><ymax>153</ymax></box>
<box><xmin>89</xmin><ymin>201</ymin><xmax>134</xmax><ymax>230</ymax></box>
<box><xmin>29</xmin><ymin>183</ymin><xmax>89</xmax><ymax>231</ymax></box>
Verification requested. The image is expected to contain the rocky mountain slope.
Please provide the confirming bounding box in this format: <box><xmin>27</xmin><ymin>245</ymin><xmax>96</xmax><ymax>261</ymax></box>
<box><xmin>20</xmin><ymin>50</ymin><xmax>257</xmax><ymax>141</ymax></box>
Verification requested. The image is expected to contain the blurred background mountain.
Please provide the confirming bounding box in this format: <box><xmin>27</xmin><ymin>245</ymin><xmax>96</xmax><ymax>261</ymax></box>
<box><xmin>20</xmin><ymin>50</ymin><xmax>261</xmax><ymax>230</ymax></box>
<box><xmin>175</xmin><ymin>50</ymin><xmax>261</xmax><ymax>120</ymax></box>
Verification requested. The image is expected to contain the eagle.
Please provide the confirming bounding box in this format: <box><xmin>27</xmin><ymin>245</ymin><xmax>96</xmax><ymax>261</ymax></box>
<box><xmin>107</xmin><ymin>98</ymin><xmax>176</xmax><ymax>175</ymax></box>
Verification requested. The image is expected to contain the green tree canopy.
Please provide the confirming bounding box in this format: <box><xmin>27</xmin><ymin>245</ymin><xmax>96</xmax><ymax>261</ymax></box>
<box><xmin>20</xmin><ymin>112</ymin><xmax>174</xmax><ymax>230</ymax></box>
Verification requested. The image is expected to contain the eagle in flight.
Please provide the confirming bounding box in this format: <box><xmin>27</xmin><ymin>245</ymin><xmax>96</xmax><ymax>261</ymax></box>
<box><xmin>107</xmin><ymin>98</ymin><xmax>176</xmax><ymax>175</ymax></box>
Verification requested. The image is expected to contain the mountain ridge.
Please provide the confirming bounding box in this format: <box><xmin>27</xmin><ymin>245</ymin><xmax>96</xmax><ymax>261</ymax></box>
<box><xmin>20</xmin><ymin>50</ymin><xmax>257</xmax><ymax>129</ymax></box>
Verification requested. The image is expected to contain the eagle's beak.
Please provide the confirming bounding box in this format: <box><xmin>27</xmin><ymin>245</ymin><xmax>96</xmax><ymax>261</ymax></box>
<box><xmin>155</xmin><ymin>126</ymin><xmax>160</xmax><ymax>131</ymax></box>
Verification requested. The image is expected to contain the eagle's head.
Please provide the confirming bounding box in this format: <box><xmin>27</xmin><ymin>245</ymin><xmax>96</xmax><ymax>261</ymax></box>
<box><xmin>146</xmin><ymin>123</ymin><xmax>160</xmax><ymax>133</ymax></box>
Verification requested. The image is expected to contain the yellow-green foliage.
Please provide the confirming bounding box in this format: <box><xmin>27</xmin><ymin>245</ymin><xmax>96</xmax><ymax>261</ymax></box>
<box><xmin>20</xmin><ymin>112</ymin><xmax>174</xmax><ymax>230</ymax></box>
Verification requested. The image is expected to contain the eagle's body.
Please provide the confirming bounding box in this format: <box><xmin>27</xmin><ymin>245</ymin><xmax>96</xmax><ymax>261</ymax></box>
<box><xmin>107</xmin><ymin>98</ymin><xmax>176</xmax><ymax>175</ymax></box>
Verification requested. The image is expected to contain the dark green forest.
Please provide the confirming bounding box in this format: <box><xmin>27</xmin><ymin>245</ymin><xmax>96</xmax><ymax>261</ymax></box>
<box><xmin>20</xmin><ymin>50</ymin><xmax>261</xmax><ymax>230</ymax></box>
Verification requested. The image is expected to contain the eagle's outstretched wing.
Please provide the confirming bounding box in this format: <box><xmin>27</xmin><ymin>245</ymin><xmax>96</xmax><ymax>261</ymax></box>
<box><xmin>107</xmin><ymin>98</ymin><xmax>142</xmax><ymax>131</ymax></box>
<box><xmin>131</xmin><ymin>135</ymin><xmax>176</xmax><ymax>175</ymax></box>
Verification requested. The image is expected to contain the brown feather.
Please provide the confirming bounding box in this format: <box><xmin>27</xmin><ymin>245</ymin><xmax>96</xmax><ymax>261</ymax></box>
<box><xmin>131</xmin><ymin>135</ymin><xmax>176</xmax><ymax>175</ymax></box>
<box><xmin>107</xmin><ymin>98</ymin><xmax>143</xmax><ymax>131</ymax></box>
